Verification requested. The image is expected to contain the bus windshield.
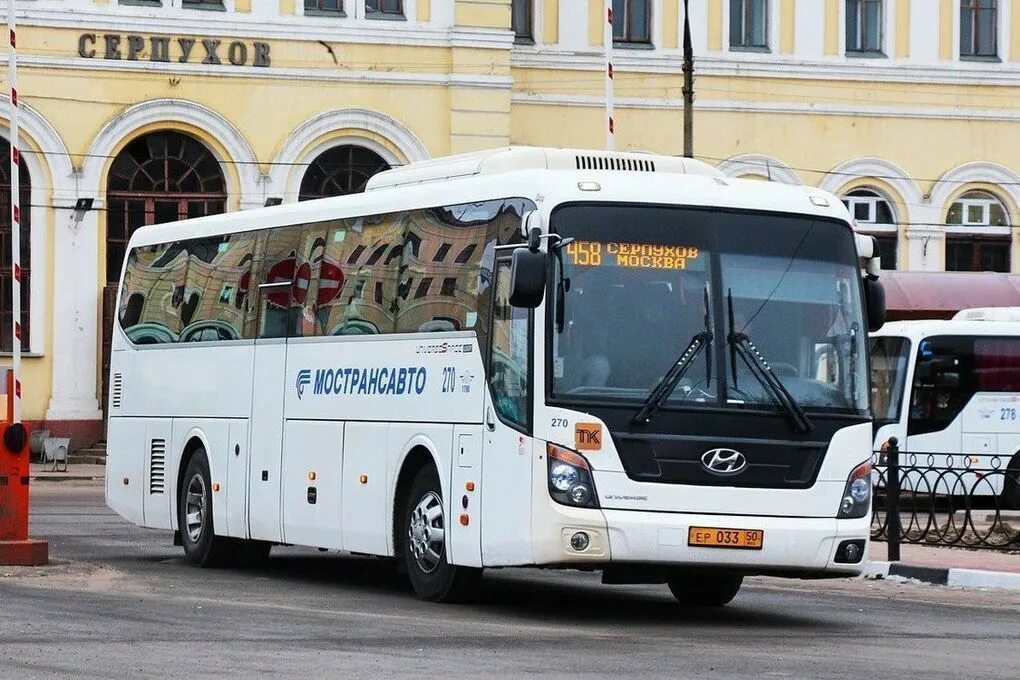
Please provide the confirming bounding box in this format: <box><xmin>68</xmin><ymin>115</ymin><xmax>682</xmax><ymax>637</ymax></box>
<box><xmin>869</xmin><ymin>336</ymin><xmax>911</xmax><ymax>424</ymax></box>
<box><xmin>548</xmin><ymin>203</ymin><xmax>869</xmax><ymax>416</ymax></box>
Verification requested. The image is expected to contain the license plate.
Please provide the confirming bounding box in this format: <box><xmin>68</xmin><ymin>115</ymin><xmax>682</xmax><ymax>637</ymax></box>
<box><xmin>688</xmin><ymin>526</ymin><xmax>764</xmax><ymax>550</ymax></box>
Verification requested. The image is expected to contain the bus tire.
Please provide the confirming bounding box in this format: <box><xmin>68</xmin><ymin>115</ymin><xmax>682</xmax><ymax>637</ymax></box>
<box><xmin>402</xmin><ymin>465</ymin><xmax>480</xmax><ymax>603</ymax></box>
<box><xmin>178</xmin><ymin>448</ymin><xmax>232</xmax><ymax>568</ymax></box>
<box><xmin>667</xmin><ymin>573</ymin><xmax>743</xmax><ymax>607</ymax></box>
<box><xmin>1002</xmin><ymin>454</ymin><xmax>1020</xmax><ymax>510</ymax></box>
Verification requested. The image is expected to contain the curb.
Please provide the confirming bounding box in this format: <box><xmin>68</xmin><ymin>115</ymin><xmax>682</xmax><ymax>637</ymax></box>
<box><xmin>29</xmin><ymin>475</ymin><xmax>105</xmax><ymax>483</ymax></box>
<box><xmin>865</xmin><ymin>560</ymin><xmax>1020</xmax><ymax>591</ymax></box>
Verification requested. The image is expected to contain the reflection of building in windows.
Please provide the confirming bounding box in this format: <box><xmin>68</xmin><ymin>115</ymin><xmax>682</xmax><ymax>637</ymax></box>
<box><xmin>433</xmin><ymin>243</ymin><xmax>452</xmax><ymax>262</ymax></box>
<box><xmin>119</xmin><ymin>198</ymin><xmax>533</xmax><ymax>344</ymax></box>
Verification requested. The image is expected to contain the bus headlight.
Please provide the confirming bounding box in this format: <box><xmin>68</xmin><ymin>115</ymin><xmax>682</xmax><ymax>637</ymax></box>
<box><xmin>550</xmin><ymin>462</ymin><xmax>580</xmax><ymax>491</ymax></box>
<box><xmin>547</xmin><ymin>443</ymin><xmax>599</xmax><ymax>509</ymax></box>
<box><xmin>837</xmin><ymin>461</ymin><xmax>872</xmax><ymax>519</ymax></box>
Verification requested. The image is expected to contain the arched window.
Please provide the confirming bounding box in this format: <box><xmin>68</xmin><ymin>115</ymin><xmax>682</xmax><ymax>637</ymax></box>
<box><xmin>0</xmin><ymin>138</ymin><xmax>31</xmax><ymax>351</ymax></box>
<box><xmin>106</xmin><ymin>131</ymin><xmax>226</xmax><ymax>284</ymax></box>
<box><xmin>842</xmin><ymin>188</ymin><xmax>898</xmax><ymax>270</ymax></box>
<box><xmin>298</xmin><ymin>145</ymin><xmax>390</xmax><ymax>201</ymax></box>
<box><xmin>946</xmin><ymin>190</ymin><xmax>1011</xmax><ymax>272</ymax></box>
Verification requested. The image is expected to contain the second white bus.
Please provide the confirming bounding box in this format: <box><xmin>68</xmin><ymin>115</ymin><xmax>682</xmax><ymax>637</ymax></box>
<box><xmin>870</xmin><ymin>308</ymin><xmax>1020</xmax><ymax>507</ymax></box>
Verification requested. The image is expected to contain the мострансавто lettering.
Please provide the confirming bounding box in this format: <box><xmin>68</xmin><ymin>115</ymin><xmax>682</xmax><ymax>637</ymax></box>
<box><xmin>313</xmin><ymin>367</ymin><xmax>427</xmax><ymax>397</ymax></box>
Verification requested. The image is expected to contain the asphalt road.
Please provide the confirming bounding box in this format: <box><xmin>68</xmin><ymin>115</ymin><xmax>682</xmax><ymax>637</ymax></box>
<box><xmin>2</xmin><ymin>484</ymin><xmax>1019</xmax><ymax>679</ymax></box>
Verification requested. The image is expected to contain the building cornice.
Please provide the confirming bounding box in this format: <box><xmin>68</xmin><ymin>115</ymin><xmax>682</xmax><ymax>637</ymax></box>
<box><xmin>2</xmin><ymin>54</ymin><xmax>512</xmax><ymax>90</ymax></box>
<box><xmin>510</xmin><ymin>93</ymin><xmax>1020</xmax><ymax>123</ymax></box>
<box><xmin>19</xmin><ymin>7</ymin><xmax>511</xmax><ymax>51</ymax></box>
<box><xmin>512</xmin><ymin>48</ymin><xmax>1020</xmax><ymax>87</ymax></box>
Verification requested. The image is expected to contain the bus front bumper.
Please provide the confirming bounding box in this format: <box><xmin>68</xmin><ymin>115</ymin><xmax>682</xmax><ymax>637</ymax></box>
<box><xmin>533</xmin><ymin>505</ymin><xmax>870</xmax><ymax>577</ymax></box>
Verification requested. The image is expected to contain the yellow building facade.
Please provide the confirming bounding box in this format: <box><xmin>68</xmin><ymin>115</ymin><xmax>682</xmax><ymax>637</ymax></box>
<box><xmin>2</xmin><ymin>0</ymin><xmax>1019</xmax><ymax>445</ymax></box>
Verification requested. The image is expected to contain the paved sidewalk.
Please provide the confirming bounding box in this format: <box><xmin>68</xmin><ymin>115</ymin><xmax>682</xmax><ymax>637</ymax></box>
<box><xmin>868</xmin><ymin>541</ymin><xmax>1020</xmax><ymax>590</ymax></box>
<box><xmin>29</xmin><ymin>463</ymin><xmax>106</xmax><ymax>482</ymax></box>
<box><xmin>870</xmin><ymin>543</ymin><xmax>1020</xmax><ymax>573</ymax></box>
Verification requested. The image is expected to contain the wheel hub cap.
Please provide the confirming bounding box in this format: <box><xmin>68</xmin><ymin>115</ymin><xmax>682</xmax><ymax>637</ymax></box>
<box><xmin>184</xmin><ymin>474</ymin><xmax>206</xmax><ymax>543</ymax></box>
<box><xmin>408</xmin><ymin>491</ymin><xmax>445</xmax><ymax>574</ymax></box>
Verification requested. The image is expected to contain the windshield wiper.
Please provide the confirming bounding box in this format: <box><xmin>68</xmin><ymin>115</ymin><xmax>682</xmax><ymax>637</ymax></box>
<box><xmin>633</xmin><ymin>287</ymin><xmax>713</xmax><ymax>425</ymax></box>
<box><xmin>726</xmin><ymin>291</ymin><xmax>814</xmax><ymax>433</ymax></box>
<box><xmin>632</xmin><ymin>331</ymin><xmax>712</xmax><ymax>424</ymax></box>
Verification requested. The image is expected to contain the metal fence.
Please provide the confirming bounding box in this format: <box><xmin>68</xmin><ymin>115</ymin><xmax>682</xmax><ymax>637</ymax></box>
<box><xmin>871</xmin><ymin>439</ymin><xmax>1020</xmax><ymax>557</ymax></box>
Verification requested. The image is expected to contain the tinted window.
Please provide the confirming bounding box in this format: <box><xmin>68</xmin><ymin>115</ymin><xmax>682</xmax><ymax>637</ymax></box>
<box><xmin>393</xmin><ymin>199</ymin><xmax>531</xmax><ymax>335</ymax></box>
<box><xmin>869</xmin><ymin>336</ymin><xmax>911</xmax><ymax>423</ymax></box>
<box><xmin>119</xmin><ymin>243</ymin><xmax>185</xmax><ymax>344</ymax></box>
<box><xmin>908</xmin><ymin>334</ymin><xmax>1020</xmax><ymax>435</ymax></box>
<box><xmin>316</xmin><ymin>214</ymin><xmax>403</xmax><ymax>336</ymax></box>
<box><xmin>489</xmin><ymin>257</ymin><xmax>531</xmax><ymax>430</ymax></box>
<box><xmin>118</xmin><ymin>197</ymin><xmax>534</xmax><ymax>344</ymax></box>
<box><xmin>255</xmin><ymin>225</ymin><xmax>306</xmax><ymax>339</ymax></box>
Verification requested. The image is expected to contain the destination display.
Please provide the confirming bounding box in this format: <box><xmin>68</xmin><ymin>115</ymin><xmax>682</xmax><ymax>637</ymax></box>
<box><xmin>564</xmin><ymin>240</ymin><xmax>701</xmax><ymax>270</ymax></box>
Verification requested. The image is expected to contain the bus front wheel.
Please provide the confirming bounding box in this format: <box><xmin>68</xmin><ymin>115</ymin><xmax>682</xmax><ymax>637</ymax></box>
<box><xmin>178</xmin><ymin>448</ymin><xmax>233</xmax><ymax>568</ymax></box>
<box><xmin>667</xmin><ymin>573</ymin><xmax>743</xmax><ymax>607</ymax></box>
<box><xmin>402</xmin><ymin>466</ymin><xmax>480</xmax><ymax>603</ymax></box>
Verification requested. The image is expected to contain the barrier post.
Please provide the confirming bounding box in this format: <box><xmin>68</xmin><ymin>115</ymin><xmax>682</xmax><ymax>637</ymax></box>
<box><xmin>0</xmin><ymin>367</ymin><xmax>49</xmax><ymax>565</ymax></box>
<box><xmin>886</xmin><ymin>437</ymin><xmax>901</xmax><ymax>562</ymax></box>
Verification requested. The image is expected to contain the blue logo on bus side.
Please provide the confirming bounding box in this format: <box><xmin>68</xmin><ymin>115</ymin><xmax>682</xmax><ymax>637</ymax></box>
<box><xmin>295</xmin><ymin>366</ymin><xmax>428</xmax><ymax>399</ymax></box>
<box><xmin>296</xmin><ymin>369</ymin><xmax>312</xmax><ymax>400</ymax></box>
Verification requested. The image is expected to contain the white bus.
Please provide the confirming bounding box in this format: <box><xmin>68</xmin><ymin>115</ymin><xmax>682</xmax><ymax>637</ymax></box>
<box><xmin>870</xmin><ymin>309</ymin><xmax>1020</xmax><ymax>507</ymax></box>
<box><xmin>106</xmin><ymin>147</ymin><xmax>885</xmax><ymax>605</ymax></box>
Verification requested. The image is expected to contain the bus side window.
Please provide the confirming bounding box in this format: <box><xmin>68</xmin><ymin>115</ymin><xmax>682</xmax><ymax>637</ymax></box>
<box><xmin>488</xmin><ymin>257</ymin><xmax>530</xmax><ymax>430</ymax></box>
<box><xmin>318</xmin><ymin>215</ymin><xmax>401</xmax><ymax>336</ymax></box>
<box><xmin>254</xmin><ymin>226</ymin><xmax>304</xmax><ymax>339</ymax></box>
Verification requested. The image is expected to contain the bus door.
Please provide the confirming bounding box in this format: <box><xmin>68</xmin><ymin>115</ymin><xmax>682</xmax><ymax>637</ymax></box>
<box><xmin>479</xmin><ymin>256</ymin><xmax>535</xmax><ymax>566</ymax></box>
<box><xmin>245</xmin><ymin>233</ymin><xmax>297</xmax><ymax>543</ymax></box>
<box><xmin>869</xmin><ymin>335</ymin><xmax>912</xmax><ymax>451</ymax></box>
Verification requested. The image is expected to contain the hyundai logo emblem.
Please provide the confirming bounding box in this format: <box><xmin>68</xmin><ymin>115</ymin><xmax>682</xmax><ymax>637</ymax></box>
<box><xmin>701</xmin><ymin>448</ymin><xmax>748</xmax><ymax>475</ymax></box>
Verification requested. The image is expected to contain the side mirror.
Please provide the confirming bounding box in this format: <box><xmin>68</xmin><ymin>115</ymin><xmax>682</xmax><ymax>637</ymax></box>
<box><xmin>509</xmin><ymin>247</ymin><xmax>547</xmax><ymax>308</ymax></box>
<box><xmin>863</xmin><ymin>277</ymin><xmax>886</xmax><ymax>332</ymax></box>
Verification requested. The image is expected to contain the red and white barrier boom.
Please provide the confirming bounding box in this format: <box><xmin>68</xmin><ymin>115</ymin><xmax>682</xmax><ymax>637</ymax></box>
<box><xmin>1</xmin><ymin>0</ymin><xmax>48</xmax><ymax>567</ymax></box>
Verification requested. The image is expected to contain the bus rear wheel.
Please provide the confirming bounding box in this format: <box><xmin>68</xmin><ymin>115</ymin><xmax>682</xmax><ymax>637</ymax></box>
<box><xmin>667</xmin><ymin>573</ymin><xmax>743</xmax><ymax>607</ymax></box>
<box><xmin>402</xmin><ymin>466</ymin><xmax>480</xmax><ymax>603</ymax></box>
<box><xmin>178</xmin><ymin>448</ymin><xmax>232</xmax><ymax>568</ymax></box>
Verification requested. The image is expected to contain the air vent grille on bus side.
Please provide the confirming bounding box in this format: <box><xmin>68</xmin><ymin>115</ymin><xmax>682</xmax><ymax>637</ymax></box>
<box><xmin>111</xmin><ymin>373</ymin><xmax>123</xmax><ymax>410</ymax></box>
<box><xmin>575</xmin><ymin>155</ymin><xmax>656</xmax><ymax>172</ymax></box>
<box><xmin>149</xmin><ymin>439</ymin><xmax>166</xmax><ymax>495</ymax></box>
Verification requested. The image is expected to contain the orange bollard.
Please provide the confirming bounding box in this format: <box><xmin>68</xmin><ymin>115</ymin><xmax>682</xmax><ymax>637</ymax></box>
<box><xmin>0</xmin><ymin>369</ymin><xmax>48</xmax><ymax>566</ymax></box>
